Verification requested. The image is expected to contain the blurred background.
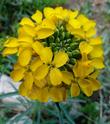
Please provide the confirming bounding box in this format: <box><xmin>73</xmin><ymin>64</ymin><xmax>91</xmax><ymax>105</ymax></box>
<box><xmin>0</xmin><ymin>0</ymin><xmax>110</xmax><ymax>124</ymax></box>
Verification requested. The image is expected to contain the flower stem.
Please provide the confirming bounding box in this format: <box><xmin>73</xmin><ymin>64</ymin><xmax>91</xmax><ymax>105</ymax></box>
<box><xmin>55</xmin><ymin>102</ymin><xmax>64</xmax><ymax>124</ymax></box>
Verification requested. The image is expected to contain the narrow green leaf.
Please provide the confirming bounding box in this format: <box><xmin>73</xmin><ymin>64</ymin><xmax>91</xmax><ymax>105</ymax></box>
<box><xmin>0</xmin><ymin>91</ymin><xmax>18</xmax><ymax>99</ymax></box>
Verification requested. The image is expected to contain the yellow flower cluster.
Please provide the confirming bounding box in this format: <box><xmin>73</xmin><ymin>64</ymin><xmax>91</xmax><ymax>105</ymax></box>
<box><xmin>3</xmin><ymin>7</ymin><xmax>104</xmax><ymax>102</ymax></box>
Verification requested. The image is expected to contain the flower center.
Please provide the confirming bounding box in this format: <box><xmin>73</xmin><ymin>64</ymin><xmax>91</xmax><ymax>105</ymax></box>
<box><xmin>42</xmin><ymin>24</ymin><xmax>84</xmax><ymax>66</ymax></box>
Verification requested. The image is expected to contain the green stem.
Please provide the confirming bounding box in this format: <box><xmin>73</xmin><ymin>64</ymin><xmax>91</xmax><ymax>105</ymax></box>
<box><xmin>55</xmin><ymin>102</ymin><xmax>64</xmax><ymax>124</ymax></box>
<box><xmin>37</xmin><ymin>110</ymin><xmax>41</xmax><ymax>124</ymax></box>
<box><xmin>59</xmin><ymin>103</ymin><xmax>75</xmax><ymax>124</ymax></box>
<box><xmin>33</xmin><ymin>102</ymin><xmax>42</xmax><ymax>124</ymax></box>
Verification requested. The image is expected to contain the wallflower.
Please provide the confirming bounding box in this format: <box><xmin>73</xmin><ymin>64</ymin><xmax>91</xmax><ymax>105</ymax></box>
<box><xmin>72</xmin><ymin>54</ymin><xmax>101</xmax><ymax>96</ymax></box>
<box><xmin>34</xmin><ymin>47</ymin><xmax>69</xmax><ymax>85</ymax></box>
<box><xmin>3</xmin><ymin>7</ymin><xmax>104</xmax><ymax>102</ymax></box>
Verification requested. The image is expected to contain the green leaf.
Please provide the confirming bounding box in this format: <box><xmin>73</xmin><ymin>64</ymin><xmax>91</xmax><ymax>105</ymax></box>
<box><xmin>0</xmin><ymin>91</ymin><xmax>18</xmax><ymax>99</ymax></box>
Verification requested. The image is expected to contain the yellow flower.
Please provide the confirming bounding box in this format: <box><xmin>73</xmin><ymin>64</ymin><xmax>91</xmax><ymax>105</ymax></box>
<box><xmin>3</xmin><ymin>6</ymin><xmax>104</xmax><ymax>102</ymax></box>
<box><xmin>67</xmin><ymin>14</ymin><xmax>96</xmax><ymax>38</ymax></box>
<box><xmin>73</xmin><ymin>54</ymin><xmax>101</xmax><ymax>96</ymax></box>
<box><xmin>88</xmin><ymin>37</ymin><xmax>104</xmax><ymax>58</ymax></box>
<box><xmin>71</xmin><ymin>82</ymin><xmax>80</xmax><ymax>97</ymax></box>
<box><xmin>49</xmin><ymin>87</ymin><xmax>66</xmax><ymax>102</ymax></box>
<box><xmin>25</xmin><ymin>86</ymin><xmax>67</xmax><ymax>102</ymax></box>
<box><xmin>10</xmin><ymin>63</ymin><xmax>26</xmax><ymax>82</ymax></box>
<box><xmin>33</xmin><ymin>47</ymin><xmax>70</xmax><ymax>86</ymax></box>
<box><xmin>79</xmin><ymin>41</ymin><xmax>104</xmax><ymax>69</ymax></box>
<box><xmin>3</xmin><ymin>38</ymin><xmax>19</xmax><ymax>56</ymax></box>
<box><xmin>28</xmin><ymin>86</ymin><xmax>49</xmax><ymax>102</ymax></box>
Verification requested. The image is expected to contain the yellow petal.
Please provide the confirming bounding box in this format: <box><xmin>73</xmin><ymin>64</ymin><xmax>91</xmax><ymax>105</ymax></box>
<box><xmin>91</xmin><ymin>58</ymin><xmax>105</xmax><ymax>69</ymax></box>
<box><xmin>88</xmin><ymin>37</ymin><xmax>102</xmax><ymax>45</ymax></box>
<box><xmin>2</xmin><ymin>48</ymin><xmax>18</xmax><ymax>56</ymax></box>
<box><xmin>41</xmin><ymin>19</ymin><xmax>56</xmax><ymax>29</ymax></box>
<box><xmin>18</xmin><ymin>36</ymin><xmax>33</xmax><ymax>45</ymax></box>
<box><xmin>10</xmin><ymin>68</ymin><xmax>26</xmax><ymax>82</ymax></box>
<box><xmin>73</xmin><ymin>60</ymin><xmax>94</xmax><ymax>78</ymax></box>
<box><xmin>23</xmin><ymin>25</ymin><xmax>36</xmax><ymax>37</ymax></box>
<box><xmin>81</xmin><ymin>53</ymin><xmax>88</xmax><ymax>61</ymax></box>
<box><xmin>78</xmin><ymin>79</ymin><xmax>91</xmax><ymax>88</ymax></box>
<box><xmin>82</xmin><ymin>86</ymin><xmax>93</xmax><ymax>97</ymax></box>
<box><xmin>49</xmin><ymin>68</ymin><xmax>62</xmax><ymax>86</ymax></box>
<box><xmin>34</xmin><ymin>78</ymin><xmax>47</xmax><ymax>88</ymax></box>
<box><xmin>13</xmin><ymin>63</ymin><xmax>22</xmax><ymax>70</ymax></box>
<box><xmin>79</xmin><ymin>42</ymin><xmax>93</xmax><ymax>54</ymax></box>
<box><xmin>19</xmin><ymin>72</ymin><xmax>34</xmax><ymax>96</ymax></box>
<box><xmin>30</xmin><ymin>57</ymin><xmax>43</xmax><ymax>72</ymax></box>
<box><xmin>86</xmin><ymin>28</ymin><xmax>96</xmax><ymax>38</ymax></box>
<box><xmin>32</xmin><ymin>41</ymin><xmax>44</xmax><ymax>55</ymax></box>
<box><xmin>20</xmin><ymin>17</ymin><xmax>35</xmax><ymax>27</ymax></box>
<box><xmin>54</xmin><ymin>7</ymin><xmax>64</xmax><ymax>20</ymax></box>
<box><xmin>37</xmin><ymin>87</ymin><xmax>49</xmax><ymax>102</ymax></box>
<box><xmin>77</xmin><ymin>14</ymin><xmax>89</xmax><ymax>25</ymax></box>
<box><xmin>31</xmin><ymin>10</ymin><xmax>42</xmax><ymax>23</ymax></box>
<box><xmin>72</xmin><ymin>29</ymin><xmax>85</xmax><ymax>38</ymax></box>
<box><xmin>44</xmin><ymin>7</ymin><xmax>54</xmax><ymax>18</ymax></box>
<box><xmin>27</xmin><ymin>86</ymin><xmax>37</xmax><ymax>99</ymax></box>
<box><xmin>19</xmin><ymin>83</ymin><xmax>28</xmax><ymax>96</ymax></box>
<box><xmin>62</xmin><ymin>71</ymin><xmax>73</xmax><ymax>85</ymax></box>
<box><xmin>53</xmin><ymin>51</ymin><xmax>69</xmax><ymax>67</ymax></box>
<box><xmin>89</xmin><ymin>45</ymin><xmax>103</xmax><ymax>58</ymax></box>
<box><xmin>69</xmin><ymin>10</ymin><xmax>79</xmax><ymax>19</ymax></box>
<box><xmin>81</xmin><ymin>54</ymin><xmax>94</xmax><ymax>76</ymax></box>
<box><xmin>23</xmin><ymin>72</ymin><xmax>34</xmax><ymax>90</ymax></box>
<box><xmin>40</xmin><ymin>47</ymin><xmax>53</xmax><ymax>64</ymax></box>
<box><xmin>83</xmin><ymin>20</ymin><xmax>96</xmax><ymax>31</ymax></box>
<box><xmin>4</xmin><ymin>38</ymin><xmax>19</xmax><ymax>47</ymax></box>
<box><xmin>18</xmin><ymin>48</ymin><xmax>32</xmax><ymax>66</ymax></box>
<box><xmin>69</xmin><ymin>19</ymin><xmax>81</xmax><ymax>29</ymax></box>
<box><xmin>18</xmin><ymin>27</ymin><xmax>29</xmax><ymax>38</ymax></box>
<box><xmin>73</xmin><ymin>53</ymin><xmax>94</xmax><ymax>78</ymax></box>
<box><xmin>71</xmin><ymin>83</ymin><xmax>80</xmax><ymax>97</ymax></box>
<box><xmin>49</xmin><ymin>87</ymin><xmax>66</xmax><ymax>102</ymax></box>
<box><xmin>66</xmin><ymin>23</ymin><xmax>85</xmax><ymax>38</ymax></box>
<box><xmin>73</xmin><ymin>62</ymin><xmax>79</xmax><ymax>77</ymax></box>
<box><xmin>89</xmin><ymin>78</ymin><xmax>101</xmax><ymax>91</ymax></box>
<box><xmin>36</xmin><ymin>28</ymin><xmax>55</xmax><ymax>39</ymax></box>
<box><xmin>78</xmin><ymin>79</ymin><xmax>93</xmax><ymax>96</ymax></box>
<box><xmin>34</xmin><ymin>64</ymin><xmax>49</xmax><ymax>80</ymax></box>
<box><xmin>29</xmin><ymin>87</ymin><xmax>49</xmax><ymax>102</ymax></box>
<box><xmin>61</xmin><ymin>9</ymin><xmax>69</xmax><ymax>20</ymax></box>
<box><xmin>89</xmin><ymin>70</ymin><xmax>99</xmax><ymax>79</ymax></box>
